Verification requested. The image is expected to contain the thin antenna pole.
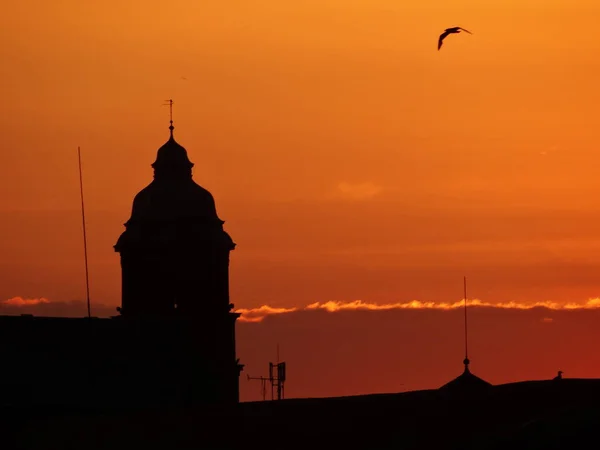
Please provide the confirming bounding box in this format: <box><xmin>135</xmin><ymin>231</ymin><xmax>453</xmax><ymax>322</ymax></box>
<box><xmin>277</xmin><ymin>343</ymin><xmax>280</xmax><ymax>364</ymax></box>
<box><xmin>463</xmin><ymin>275</ymin><xmax>468</xmax><ymax>360</ymax></box>
<box><xmin>78</xmin><ymin>147</ymin><xmax>91</xmax><ymax>319</ymax></box>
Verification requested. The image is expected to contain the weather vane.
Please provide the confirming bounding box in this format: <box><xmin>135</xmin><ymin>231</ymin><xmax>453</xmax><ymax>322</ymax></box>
<box><xmin>162</xmin><ymin>99</ymin><xmax>174</xmax><ymax>133</ymax></box>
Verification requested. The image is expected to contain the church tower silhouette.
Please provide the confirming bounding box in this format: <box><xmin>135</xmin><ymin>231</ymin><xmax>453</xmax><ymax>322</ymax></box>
<box><xmin>114</xmin><ymin>103</ymin><xmax>243</xmax><ymax>404</ymax></box>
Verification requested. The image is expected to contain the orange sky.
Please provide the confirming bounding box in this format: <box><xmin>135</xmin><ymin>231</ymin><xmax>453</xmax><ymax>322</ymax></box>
<box><xmin>2</xmin><ymin>1</ymin><xmax>600</xmax><ymax>398</ymax></box>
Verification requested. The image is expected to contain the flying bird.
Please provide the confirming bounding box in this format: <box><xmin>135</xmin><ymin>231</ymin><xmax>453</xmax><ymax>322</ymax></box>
<box><xmin>438</xmin><ymin>27</ymin><xmax>472</xmax><ymax>50</ymax></box>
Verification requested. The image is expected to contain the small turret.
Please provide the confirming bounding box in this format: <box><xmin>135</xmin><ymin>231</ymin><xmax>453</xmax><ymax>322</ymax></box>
<box><xmin>439</xmin><ymin>276</ymin><xmax>492</xmax><ymax>392</ymax></box>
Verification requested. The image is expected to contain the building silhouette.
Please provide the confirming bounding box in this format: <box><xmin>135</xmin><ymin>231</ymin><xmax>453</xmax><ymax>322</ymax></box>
<box><xmin>113</xmin><ymin>117</ymin><xmax>244</xmax><ymax>405</ymax></box>
<box><xmin>0</xmin><ymin>118</ymin><xmax>244</xmax><ymax>409</ymax></box>
<box><xmin>4</xmin><ymin>119</ymin><xmax>600</xmax><ymax>450</ymax></box>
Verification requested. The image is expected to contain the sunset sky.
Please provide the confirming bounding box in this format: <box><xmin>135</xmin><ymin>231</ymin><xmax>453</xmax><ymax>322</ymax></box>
<box><xmin>2</xmin><ymin>1</ymin><xmax>600</xmax><ymax>401</ymax></box>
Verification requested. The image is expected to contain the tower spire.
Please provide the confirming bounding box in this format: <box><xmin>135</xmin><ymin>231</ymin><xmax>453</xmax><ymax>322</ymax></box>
<box><xmin>438</xmin><ymin>276</ymin><xmax>492</xmax><ymax>391</ymax></box>
<box><xmin>163</xmin><ymin>99</ymin><xmax>174</xmax><ymax>137</ymax></box>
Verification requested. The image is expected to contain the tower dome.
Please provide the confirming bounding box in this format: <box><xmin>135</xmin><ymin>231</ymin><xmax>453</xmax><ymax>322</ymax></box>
<box><xmin>151</xmin><ymin>129</ymin><xmax>194</xmax><ymax>179</ymax></box>
<box><xmin>124</xmin><ymin>125</ymin><xmax>223</xmax><ymax>227</ymax></box>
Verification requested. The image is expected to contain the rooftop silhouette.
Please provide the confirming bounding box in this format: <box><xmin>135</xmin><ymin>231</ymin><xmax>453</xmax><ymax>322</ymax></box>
<box><xmin>439</xmin><ymin>357</ymin><xmax>493</xmax><ymax>392</ymax></box>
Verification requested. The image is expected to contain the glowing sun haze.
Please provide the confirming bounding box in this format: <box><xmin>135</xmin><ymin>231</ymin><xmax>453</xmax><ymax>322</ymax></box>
<box><xmin>2</xmin><ymin>1</ymin><xmax>600</xmax><ymax>393</ymax></box>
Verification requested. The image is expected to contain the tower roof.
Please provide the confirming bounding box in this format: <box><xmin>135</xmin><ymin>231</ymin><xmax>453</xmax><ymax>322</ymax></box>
<box><xmin>439</xmin><ymin>358</ymin><xmax>492</xmax><ymax>392</ymax></box>
<box><xmin>114</xmin><ymin>102</ymin><xmax>237</xmax><ymax>255</ymax></box>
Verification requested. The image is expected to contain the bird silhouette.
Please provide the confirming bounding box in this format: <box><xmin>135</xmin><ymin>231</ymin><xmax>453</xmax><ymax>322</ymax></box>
<box><xmin>553</xmin><ymin>370</ymin><xmax>563</xmax><ymax>381</ymax></box>
<box><xmin>438</xmin><ymin>27</ymin><xmax>472</xmax><ymax>50</ymax></box>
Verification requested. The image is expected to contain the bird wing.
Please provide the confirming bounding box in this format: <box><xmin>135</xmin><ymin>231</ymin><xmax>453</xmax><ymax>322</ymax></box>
<box><xmin>458</xmin><ymin>27</ymin><xmax>473</xmax><ymax>34</ymax></box>
<box><xmin>438</xmin><ymin>30</ymin><xmax>450</xmax><ymax>50</ymax></box>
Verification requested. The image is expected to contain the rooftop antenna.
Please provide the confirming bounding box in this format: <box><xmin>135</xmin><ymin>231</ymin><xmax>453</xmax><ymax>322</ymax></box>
<box><xmin>247</xmin><ymin>374</ymin><xmax>269</xmax><ymax>401</ymax></box>
<box><xmin>269</xmin><ymin>344</ymin><xmax>286</xmax><ymax>400</ymax></box>
<box><xmin>248</xmin><ymin>346</ymin><xmax>287</xmax><ymax>402</ymax></box>
<box><xmin>77</xmin><ymin>147</ymin><xmax>91</xmax><ymax>319</ymax></box>
<box><xmin>463</xmin><ymin>275</ymin><xmax>469</xmax><ymax>372</ymax></box>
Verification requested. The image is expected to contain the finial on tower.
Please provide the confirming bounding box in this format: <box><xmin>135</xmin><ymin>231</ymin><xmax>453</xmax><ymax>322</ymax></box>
<box><xmin>163</xmin><ymin>99</ymin><xmax>174</xmax><ymax>137</ymax></box>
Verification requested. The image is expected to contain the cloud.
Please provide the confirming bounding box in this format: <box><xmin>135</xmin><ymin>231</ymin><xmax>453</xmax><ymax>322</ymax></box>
<box><xmin>5</xmin><ymin>296</ymin><xmax>600</xmax><ymax>324</ymax></box>
<box><xmin>236</xmin><ymin>305</ymin><xmax>298</xmax><ymax>322</ymax></box>
<box><xmin>334</xmin><ymin>182</ymin><xmax>383</xmax><ymax>200</ymax></box>
<box><xmin>235</xmin><ymin>298</ymin><xmax>600</xmax><ymax>322</ymax></box>
<box><xmin>2</xmin><ymin>297</ymin><xmax>50</xmax><ymax>307</ymax></box>
<box><xmin>0</xmin><ymin>298</ymin><xmax>116</xmax><ymax>318</ymax></box>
